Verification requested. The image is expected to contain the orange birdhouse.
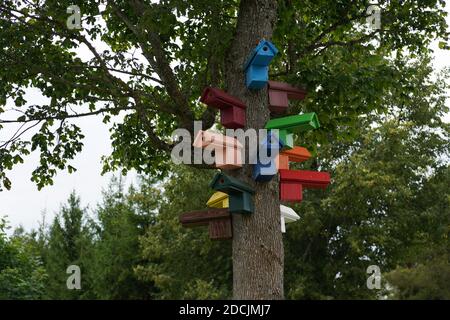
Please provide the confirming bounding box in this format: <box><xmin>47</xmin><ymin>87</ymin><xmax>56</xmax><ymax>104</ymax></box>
<box><xmin>276</xmin><ymin>146</ymin><xmax>311</xmax><ymax>170</ymax></box>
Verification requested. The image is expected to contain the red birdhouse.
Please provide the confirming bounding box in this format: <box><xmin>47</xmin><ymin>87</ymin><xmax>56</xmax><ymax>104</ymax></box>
<box><xmin>179</xmin><ymin>208</ymin><xmax>232</xmax><ymax>240</ymax></box>
<box><xmin>268</xmin><ymin>81</ymin><xmax>307</xmax><ymax>113</ymax></box>
<box><xmin>279</xmin><ymin>169</ymin><xmax>330</xmax><ymax>202</ymax></box>
<box><xmin>200</xmin><ymin>87</ymin><xmax>247</xmax><ymax>129</ymax></box>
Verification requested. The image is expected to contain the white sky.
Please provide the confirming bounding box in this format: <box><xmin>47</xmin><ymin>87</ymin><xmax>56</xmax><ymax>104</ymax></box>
<box><xmin>0</xmin><ymin>5</ymin><xmax>449</xmax><ymax>233</ymax></box>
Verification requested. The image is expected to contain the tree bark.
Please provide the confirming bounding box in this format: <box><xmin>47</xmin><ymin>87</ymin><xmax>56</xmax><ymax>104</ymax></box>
<box><xmin>225</xmin><ymin>0</ymin><xmax>283</xmax><ymax>299</ymax></box>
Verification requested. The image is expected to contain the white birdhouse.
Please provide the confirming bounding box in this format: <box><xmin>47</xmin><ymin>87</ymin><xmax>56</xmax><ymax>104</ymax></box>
<box><xmin>280</xmin><ymin>205</ymin><xmax>300</xmax><ymax>233</ymax></box>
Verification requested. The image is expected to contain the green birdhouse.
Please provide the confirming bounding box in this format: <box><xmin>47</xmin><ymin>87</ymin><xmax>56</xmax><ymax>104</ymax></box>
<box><xmin>265</xmin><ymin>112</ymin><xmax>320</xmax><ymax>150</ymax></box>
<box><xmin>274</xmin><ymin>129</ymin><xmax>294</xmax><ymax>150</ymax></box>
<box><xmin>265</xmin><ymin>112</ymin><xmax>320</xmax><ymax>132</ymax></box>
<box><xmin>209</xmin><ymin>172</ymin><xmax>255</xmax><ymax>214</ymax></box>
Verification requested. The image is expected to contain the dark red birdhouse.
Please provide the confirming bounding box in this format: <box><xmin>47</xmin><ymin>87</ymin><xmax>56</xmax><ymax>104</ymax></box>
<box><xmin>268</xmin><ymin>81</ymin><xmax>307</xmax><ymax>113</ymax></box>
<box><xmin>200</xmin><ymin>87</ymin><xmax>246</xmax><ymax>129</ymax></box>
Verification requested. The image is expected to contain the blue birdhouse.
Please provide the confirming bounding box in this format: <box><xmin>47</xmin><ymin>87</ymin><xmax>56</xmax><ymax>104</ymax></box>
<box><xmin>253</xmin><ymin>159</ymin><xmax>277</xmax><ymax>182</ymax></box>
<box><xmin>261</xmin><ymin>131</ymin><xmax>284</xmax><ymax>157</ymax></box>
<box><xmin>252</xmin><ymin>132</ymin><xmax>283</xmax><ymax>182</ymax></box>
<box><xmin>243</xmin><ymin>40</ymin><xmax>279</xmax><ymax>90</ymax></box>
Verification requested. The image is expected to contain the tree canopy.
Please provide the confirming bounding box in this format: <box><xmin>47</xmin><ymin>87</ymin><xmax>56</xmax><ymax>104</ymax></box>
<box><xmin>0</xmin><ymin>0</ymin><xmax>448</xmax><ymax>189</ymax></box>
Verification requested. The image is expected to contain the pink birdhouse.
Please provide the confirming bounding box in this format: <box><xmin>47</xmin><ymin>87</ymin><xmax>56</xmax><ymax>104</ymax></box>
<box><xmin>193</xmin><ymin>130</ymin><xmax>243</xmax><ymax>169</ymax></box>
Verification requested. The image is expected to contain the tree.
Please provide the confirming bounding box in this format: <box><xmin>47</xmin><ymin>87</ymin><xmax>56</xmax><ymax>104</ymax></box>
<box><xmin>136</xmin><ymin>165</ymin><xmax>232</xmax><ymax>299</ymax></box>
<box><xmin>43</xmin><ymin>192</ymin><xmax>93</xmax><ymax>299</ymax></box>
<box><xmin>283</xmin><ymin>60</ymin><xmax>450</xmax><ymax>299</ymax></box>
<box><xmin>85</xmin><ymin>177</ymin><xmax>154</xmax><ymax>299</ymax></box>
<box><xmin>385</xmin><ymin>165</ymin><xmax>450</xmax><ymax>300</ymax></box>
<box><xmin>0</xmin><ymin>219</ymin><xmax>47</xmax><ymax>299</ymax></box>
<box><xmin>0</xmin><ymin>0</ymin><xmax>448</xmax><ymax>298</ymax></box>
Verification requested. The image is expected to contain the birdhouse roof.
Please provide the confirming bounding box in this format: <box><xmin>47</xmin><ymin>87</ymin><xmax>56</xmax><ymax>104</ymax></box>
<box><xmin>193</xmin><ymin>130</ymin><xmax>243</xmax><ymax>149</ymax></box>
<box><xmin>243</xmin><ymin>40</ymin><xmax>279</xmax><ymax>71</ymax></box>
<box><xmin>209</xmin><ymin>172</ymin><xmax>255</xmax><ymax>194</ymax></box>
<box><xmin>280</xmin><ymin>146</ymin><xmax>311</xmax><ymax>162</ymax></box>
<box><xmin>265</xmin><ymin>112</ymin><xmax>320</xmax><ymax>132</ymax></box>
<box><xmin>206</xmin><ymin>191</ymin><xmax>229</xmax><ymax>208</ymax></box>
<box><xmin>200</xmin><ymin>87</ymin><xmax>246</xmax><ymax>110</ymax></box>
<box><xmin>280</xmin><ymin>205</ymin><xmax>300</xmax><ymax>223</ymax></box>
<box><xmin>268</xmin><ymin>81</ymin><xmax>307</xmax><ymax>100</ymax></box>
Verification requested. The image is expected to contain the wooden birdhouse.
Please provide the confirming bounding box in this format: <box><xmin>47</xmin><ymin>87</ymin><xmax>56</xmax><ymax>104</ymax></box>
<box><xmin>252</xmin><ymin>131</ymin><xmax>284</xmax><ymax>182</ymax></box>
<box><xmin>265</xmin><ymin>112</ymin><xmax>320</xmax><ymax>132</ymax></box>
<box><xmin>200</xmin><ymin>87</ymin><xmax>246</xmax><ymax>129</ymax></box>
<box><xmin>243</xmin><ymin>40</ymin><xmax>278</xmax><ymax>90</ymax></box>
<box><xmin>265</xmin><ymin>112</ymin><xmax>320</xmax><ymax>149</ymax></box>
<box><xmin>280</xmin><ymin>205</ymin><xmax>300</xmax><ymax>233</ymax></box>
<box><xmin>277</xmin><ymin>146</ymin><xmax>312</xmax><ymax>170</ymax></box>
<box><xmin>206</xmin><ymin>191</ymin><xmax>229</xmax><ymax>208</ymax></box>
<box><xmin>279</xmin><ymin>169</ymin><xmax>330</xmax><ymax>202</ymax></box>
<box><xmin>206</xmin><ymin>193</ymin><xmax>300</xmax><ymax>233</ymax></box>
<box><xmin>193</xmin><ymin>130</ymin><xmax>243</xmax><ymax>169</ymax></box>
<box><xmin>210</xmin><ymin>172</ymin><xmax>255</xmax><ymax>214</ymax></box>
<box><xmin>179</xmin><ymin>208</ymin><xmax>232</xmax><ymax>240</ymax></box>
<box><xmin>268</xmin><ymin>81</ymin><xmax>307</xmax><ymax>114</ymax></box>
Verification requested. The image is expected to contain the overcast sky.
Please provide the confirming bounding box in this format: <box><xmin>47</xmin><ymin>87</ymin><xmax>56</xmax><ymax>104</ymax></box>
<box><xmin>1</xmin><ymin>6</ymin><xmax>449</xmax><ymax>233</ymax></box>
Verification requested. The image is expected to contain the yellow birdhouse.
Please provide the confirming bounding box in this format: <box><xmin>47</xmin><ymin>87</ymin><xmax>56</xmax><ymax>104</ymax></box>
<box><xmin>206</xmin><ymin>191</ymin><xmax>229</xmax><ymax>208</ymax></box>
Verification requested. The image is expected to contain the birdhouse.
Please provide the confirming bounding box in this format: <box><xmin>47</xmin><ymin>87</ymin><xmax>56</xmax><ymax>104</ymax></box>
<box><xmin>280</xmin><ymin>179</ymin><xmax>303</xmax><ymax>202</ymax></box>
<box><xmin>179</xmin><ymin>208</ymin><xmax>232</xmax><ymax>240</ymax></box>
<box><xmin>252</xmin><ymin>132</ymin><xmax>284</xmax><ymax>182</ymax></box>
<box><xmin>277</xmin><ymin>146</ymin><xmax>311</xmax><ymax>170</ymax></box>
<box><xmin>272</xmin><ymin>129</ymin><xmax>294</xmax><ymax>150</ymax></box>
<box><xmin>200</xmin><ymin>87</ymin><xmax>247</xmax><ymax>129</ymax></box>
<box><xmin>243</xmin><ymin>40</ymin><xmax>279</xmax><ymax>90</ymax></box>
<box><xmin>280</xmin><ymin>205</ymin><xmax>300</xmax><ymax>233</ymax></box>
<box><xmin>193</xmin><ymin>130</ymin><xmax>243</xmax><ymax>169</ymax></box>
<box><xmin>206</xmin><ymin>191</ymin><xmax>229</xmax><ymax>208</ymax></box>
<box><xmin>268</xmin><ymin>81</ymin><xmax>307</xmax><ymax>113</ymax></box>
<box><xmin>252</xmin><ymin>159</ymin><xmax>277</xmax><ymax>182</ymax></box>
<box><xmin>206</xmin><ymin>193</ymin><xmax>299</xmax><ymax>233</ymax></box>
<box><xmin>210</xmin><ymin>172</ymin><xmax>255</xmax><ymax>214</ymax></box>
<box><xmin>279</xmin><ymin>169</ymin><xmax>330</xmax><ymax>202</ymax></box>
<box><xmin>265</xmin><ymin>112</ymin><xmax>320</xmax><ymax>133</ymax></box>
<box><xmin>265</xmin><ymin>113</ymin><xmax>319</xmax><ymax>149</ymax></box>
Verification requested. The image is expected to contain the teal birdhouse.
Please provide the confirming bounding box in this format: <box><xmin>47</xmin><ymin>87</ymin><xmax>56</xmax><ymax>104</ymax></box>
<box><xmin>210</xmin><ymin>173</ymin><xmax>255</xmax><ymax>214</ymax></box>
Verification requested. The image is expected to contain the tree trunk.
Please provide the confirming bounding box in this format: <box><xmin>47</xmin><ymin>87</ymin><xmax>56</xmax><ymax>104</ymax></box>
<box><xmin>225</xmin><ymin>0</ymin><xmax>283</xmax><ymax>299</ymax></box>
